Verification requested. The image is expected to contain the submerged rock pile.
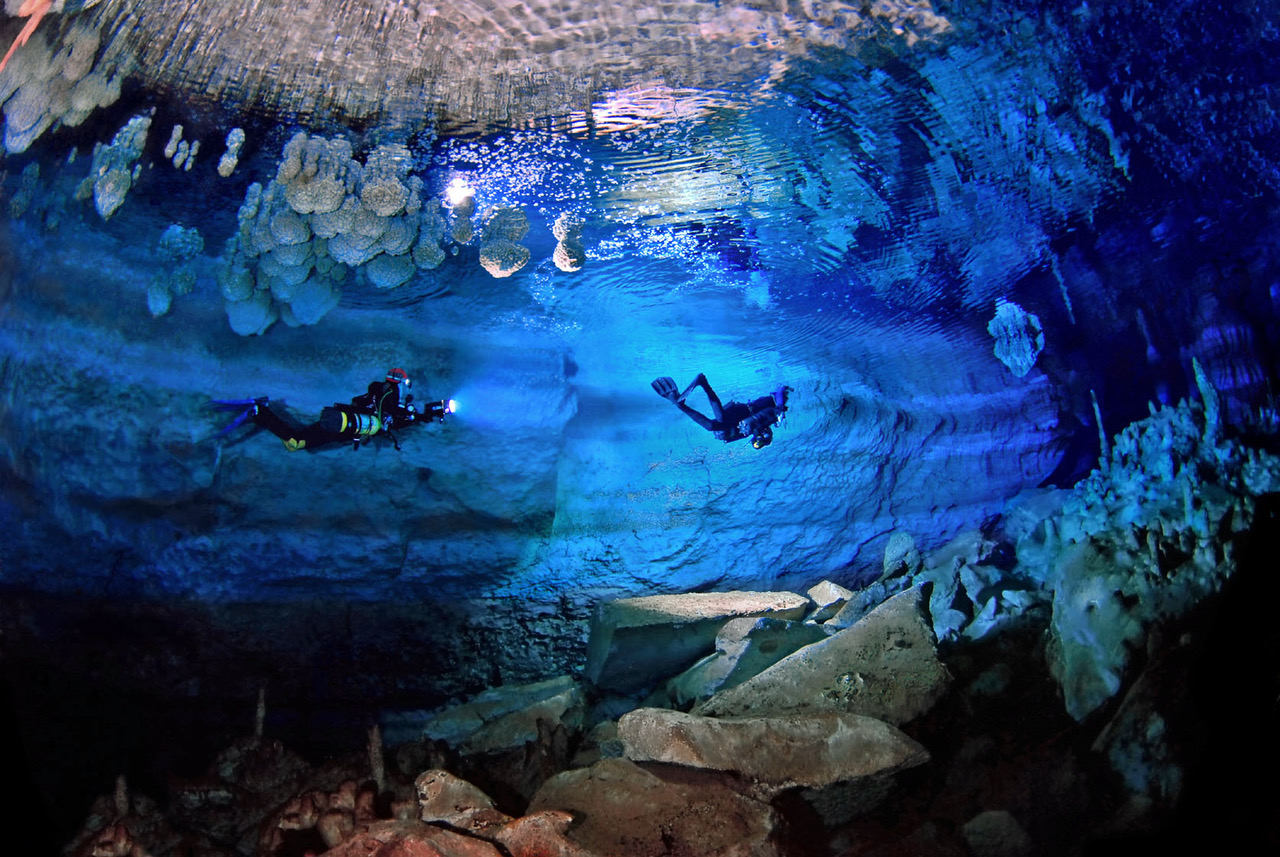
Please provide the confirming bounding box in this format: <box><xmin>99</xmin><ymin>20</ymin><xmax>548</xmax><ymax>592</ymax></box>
<box><xmin>60</xmin><ymin>586</ymin><xmax>956</xmax><ymax>857</ymax></box>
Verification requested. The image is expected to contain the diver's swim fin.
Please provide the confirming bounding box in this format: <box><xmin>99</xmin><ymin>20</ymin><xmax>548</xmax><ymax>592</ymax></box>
<box><xmin>209</xmin><ymin>397</ymin><xmax>268</xmax><ymax>436</ymax></box>
<box><xmin>651</xmin><ymin>377</ymin><xmax>680</xmax><ymax>403</ymax></box>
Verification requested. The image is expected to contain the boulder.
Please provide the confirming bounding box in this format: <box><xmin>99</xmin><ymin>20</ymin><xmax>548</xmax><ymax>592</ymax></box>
<box><xmin>493</xmin><ymin>810</ymin><xmax>590</xmax><ymax>857</ymax></box>
<box><xmin>961</xmin><ymin>809</ymin><xmax>1033</xmax><ymax>857</ymax></box>
<box><xmin>618</xmin><ymin>708</ymin><xmax>929</xmax><ymax>790</ymax></box>
<box><xmin>693</xmin><ymin>586</ymin><xmax>950</xmax><ymax>725</ymax></box>
<box><xmin>661</xmin><ymin>616</ymin><xmax>828</xmax><ymax>708</ymax></box>
<box><xmin>320</xmin><ymin>819</ymin><xmax>502</xmax><ymax>857</ymax></box>
<box><xmin>527</xmin><ymin>758</ymin><xmax>781</xmax><ymax>857</ymax></box>
<box><xmin>585</xmin><ymin>591</ymin><xmax>809</xmax><ymax>695</ymax></box>
<box><xmin>422</xmin><ymin>675</ymin><xmax>584</xmax><ymax>754</ymax></box>
<box><xmin>415</xmin><ymin>769</ymin><xmax>511</xmax><ymax>836</ymax></box>
<box><xmin>806</xmin><ymin>579</ymin><xmax>855</xmax><ymax>622</ymax></box>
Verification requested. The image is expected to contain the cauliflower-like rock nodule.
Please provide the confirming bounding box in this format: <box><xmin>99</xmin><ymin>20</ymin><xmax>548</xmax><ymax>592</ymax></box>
<box><xmin>76</xmin><ymin>110</ymin><xmax>152</xmax><ymax>219</ymax></box>
<box><xmin>217</xmin><ymin>127</ymin><xmax>246</xmax><ymax>177</ymax></box>
<box><xmin>552</xmin><ymin>211</ymin><xmax>586</xmax><ymax>272</ymax></box>
<box><xmin>158</xmin><ymin>224</ymin><xmax>204</xmax><ymax>262</ymax></box>
<box><xmin>987</xmin><ymin>298</ymin><xmax>1044</xmax><ymax>377</ymax></box>
<box><xmin>553</xmin><ymin>238</ymin><xmax>585</xmax><ymax>272</ymax></box>
<box><xmin>225</xmin><ymin>290</ymin><xmax>278</xmax><ymax>336</ymax></box>
<box><xmin>2</xmin><ymin>11</ymin><xmax>130</xmax><ymax>153</ymax></box>
<box><xmin>482</xmin><ymin>205</ymin><xmax>530</xmax><ymax>242</ymax></box>
<box><xmin>269</xmin><ymin>211</ymin><xmax>311</xmax><ymax>246</ymax></box>
<box><xmin>365</xmin><ymin>252</ymin><xmax>416</xmax><ymax>289</ymax></box>
<box><xmin>478</xmin><ymin>206</ymin><xmax>531</xmax><ymax>278</ymax></box>
<box><xmin>277</xmin><ymin>131</ymin><xmax>353</xmax><ymax>214</ymax></box>
<box><xmin>479</xmin><ymin>238</ymin><xmax>531</xmax><ymax>278</ymax></box>
<box><xmin>219</xmin><ymin>132</ymin><xmax>452</xmax><ymax>333</ymax></box>
<box><xmin>281</xmin><ymin>276</ymin><xmax>342</xmax><ymax>326</ymax></box>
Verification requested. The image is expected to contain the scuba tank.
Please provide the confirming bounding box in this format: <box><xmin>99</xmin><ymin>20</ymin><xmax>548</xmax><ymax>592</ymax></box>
<box><xmin>318</xmin><ymin>406</ymin><xmax>383</xmax><ymax>440</ymax></box>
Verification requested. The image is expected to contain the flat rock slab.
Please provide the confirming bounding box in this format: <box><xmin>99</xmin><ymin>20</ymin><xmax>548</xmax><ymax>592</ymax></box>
<box><xmin>528</xmin><ymin>757</ymin><xmax>781</xmax><ymax>857</ymax></box>
<box><xmin>663</xmin><ymin>616</ymin><xmax>829</xmax><ymax>708</ymax></box>
<box><xmin>618</xmin><ymin>708</ymin><xmax>929</xmax><ymax>789</ymax></box>
<box><xmin>423</xmin><ymin>675</ymin><xmax>584</xmax><ymax>754</ymax></box>
<box><xmin>585</xmin><ymin>590</ymin><xmax>809</xmax><ymax>695</ymax></box>
<box><xmin>693</xmin><ymin>586</ymin><xmax>950</xmax><ymax>725</ymax></box>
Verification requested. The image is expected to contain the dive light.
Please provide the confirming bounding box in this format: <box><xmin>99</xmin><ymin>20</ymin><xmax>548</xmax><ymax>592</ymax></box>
<box><xmin>423</xmin><ymin>398</ymin><xmax>457</xmax><ymax>422</ymax></box>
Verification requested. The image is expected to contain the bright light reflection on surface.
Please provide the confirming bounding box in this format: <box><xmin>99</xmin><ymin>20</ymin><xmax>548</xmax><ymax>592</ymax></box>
<box><xmin>446</xmin><ymin>177</ymin><xmax>474</xmax><ymax>207</ymax></box>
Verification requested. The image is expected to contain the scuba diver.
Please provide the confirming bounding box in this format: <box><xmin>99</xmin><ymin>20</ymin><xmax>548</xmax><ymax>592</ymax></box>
<box><xmin>652</xmin><ymin>373</ymin><xmax>790</xmax><ymax>449</ymax></box>
<box><xmin>212</xmin><ymin>367</ymin><xmax>455</xmax><ymax>452</ymax></box>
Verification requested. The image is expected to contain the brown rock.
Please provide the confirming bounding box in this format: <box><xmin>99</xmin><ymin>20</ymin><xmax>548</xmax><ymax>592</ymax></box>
<box><xmin>415</xmin><ymin>769</ymin><xmax>512</xmax><ymax>836</ymax></box>
<box><xmin>322</xmin><ymin>818</ymin><xmax>503</xmax><ymax>856</ymax></box>
<box><xmin>528</xmin><ymin>757</ymin><xmax>781</xmax><ymax>856</ymax></box>
<box><xmin>495</xmin><ymin>810</ymin><xmax>591</xmax><ymax>857</ymax></box>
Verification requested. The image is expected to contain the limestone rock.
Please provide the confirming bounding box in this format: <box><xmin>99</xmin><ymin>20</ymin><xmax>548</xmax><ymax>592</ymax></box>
<box><xmin>422</xmin><ymin>675</ymin><xmax>584</xmax><ymax>755</ymax></box>
<box><xmin>883</xmin><ymin>531</ymin><xmax>924</xmax><ymax>579</ymax></box>
<box><xmin>527</xmin><ymin>758</ymin><xmax>781</xmax><ymax>857</ymax></box>
<box><xmin>661</xmin><ymin>616</ymin><xmax>828</xmax><ymax>708</ymax></box>
<box><xmin>618</xmin><ymin>708</ymin><xmax>929</xmax><ymax>790</ymax></box>
<box><xmin>494</xmin><ymin>810</ymin><xmax>588</xmax><ymax>857</ymax></box>
<box><xmin>585</xmin><ymin>590</ymin><xmax>809</xmax><ymax>695</ymax></box>
<box><xmin>987</xmin><ymin>299</ymin><xmax>1044</xmax><ymax>377</ymax></box>
<box><xmin>693</xmin><ymin>586</ymin><xmax>950</xmax><ymax>725</ymax></box>
<box><xmin>961</xmin><ymin>809</ymin><xmax>1032</xmax><ymax>857</ymax></box>
<box><xmin>479</xmin><ymin>237</ymin><xmax>531</xmax><ymax>278</ymax></box>
<box><xmin>415</xmin><ymin>769</ymin><xmax>511</xmax><ymax>836</ymax></box>
<box><xmin>320</xmin><ymin>819</ymin><xmax>502</xmax><ymax>857</ymax></box>
<box><xmin>806</xmin><ymin>579</ymin><xmax>855</xmax><ymax>622</ymax></box>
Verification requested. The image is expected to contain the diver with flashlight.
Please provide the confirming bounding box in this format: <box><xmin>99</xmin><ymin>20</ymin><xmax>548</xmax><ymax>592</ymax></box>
<box><xmin>212</xmin><ymin>367</ymin><xmax>456</xmax><ymax>452</ymax></box>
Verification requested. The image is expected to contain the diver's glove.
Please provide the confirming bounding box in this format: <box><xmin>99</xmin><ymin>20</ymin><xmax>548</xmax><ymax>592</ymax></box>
<box><xmin>652</xmin><ymin>377</ymin><xmax>680</xmax><ymax>403</ymax></box>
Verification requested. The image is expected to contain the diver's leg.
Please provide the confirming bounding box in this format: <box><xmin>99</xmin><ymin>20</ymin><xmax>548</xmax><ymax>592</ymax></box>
<box><xmin>674</xmin><ymin>401</ymin><xmax>715</xmax><ymax>431</ymax></box>
<box><xmin>251</xmin><ymin>403</ymin><xmax>305</xmax><ymax>441</ymax></box>
<box><xmin>698</xmin><ymin>375</ymin><xmax>727</xmax><ymax>420</ymax></box>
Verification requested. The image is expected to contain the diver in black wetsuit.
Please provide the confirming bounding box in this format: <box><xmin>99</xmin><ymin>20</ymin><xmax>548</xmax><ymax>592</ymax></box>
<box><xmin>652</xmin><ymin>373</ymin><xmax>790</xmax><ymax>449</ymax></box>
<box><xmin>214</xmin><ymin>367</ymin><xmax>455</xmax><ymax>452</ymax></box>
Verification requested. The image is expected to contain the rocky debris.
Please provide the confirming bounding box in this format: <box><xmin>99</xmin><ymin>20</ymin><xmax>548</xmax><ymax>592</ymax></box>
<box><xmin>526</xmin><ymin>757</ymin><xmax>782</xmax><ymax>857</ymax></box>
<box><xmin>65</xmin><ymin>776</ymin><xmax>214</xmax><ymax>857</ymax></box>
<box><xmin>492</xmin><ymin>810</ymin><xmax>587</xmax><ymax>857</ymax></box>
<box><xmin>881</xmin><ymin>531</ymin><xmax>924</xmax><ymax>581</ymax></box>
<box><xmin>1036</xmin><ymin>369</ymin><xmax>1280</xmax><ymax>720</ymax></box>
<box><xmin>415</xmin><ymin>768</ymin><xmax>512</xmax><ymax>836</ymax></box>
<box><xmin>321</xmin><ymin>818</ymin><xmax>503</xmax><ymax>857</ymax></box>
<box><xmin>618</xmin><ymin>708</ymin><xmax>929</xmax><ymax>791</ymax></box>
<box><xmin>693</xmin><ymin>586</ymin><xmax>951</xmax><ymax>725</ymax></box>
<box><xmin>806</xmin><ymin>578</ymin><xmax>855</xmax><ymax>622</ymax></box>
<box><xmin>960</xmin><ymin>809</ymin><xmax>1033</xmax><ymax>857</ymax></box>
<box><xmin>416</xmin><ymin>676</ymin><xmax>584</xmax><ymax>811</ymax></box>
<box><xmin>585</xmin><ymin>590</ymin><xmax>810</xmax><ymax>695</ymax></box>
<box><xmin>659</xmin><ymin>615</ymin><xmax>828</xmax><ymax>708</ymax></box>
<box><xmin>422</xmin><ymin>675</ymin><xmax>585</xmax><ymax>755</ymax></box>
<box><xmin>987</xmin><ymin>298</ymin><xmax>1044</xmax><ymax>377</ymax></box>
<box><xmin>168</xmin><ymin>736</ymin><xmax>312</xmax><ymax>850</ymax></box>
